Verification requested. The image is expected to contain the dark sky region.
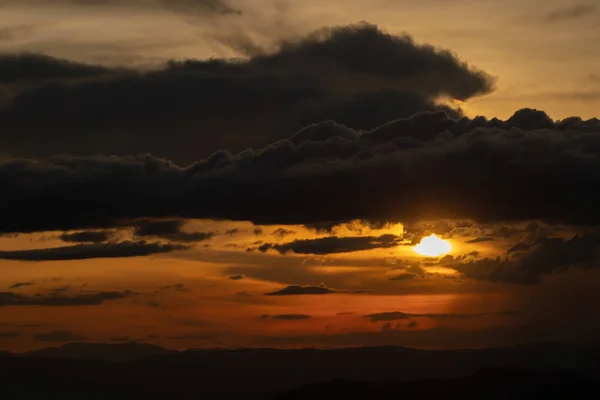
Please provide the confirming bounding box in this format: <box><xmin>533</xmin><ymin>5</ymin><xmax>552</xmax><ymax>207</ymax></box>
<box><xmin>1</xmin><ymin>0</ymin><xmax>600</xmax><ymax>353</ymax></box>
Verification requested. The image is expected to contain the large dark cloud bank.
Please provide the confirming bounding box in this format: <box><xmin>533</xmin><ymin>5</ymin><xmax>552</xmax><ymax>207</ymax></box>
<box><xmin>0</xmin><ymin>23</ymin><xmax>492</xmax><ymax>164</ymax></box>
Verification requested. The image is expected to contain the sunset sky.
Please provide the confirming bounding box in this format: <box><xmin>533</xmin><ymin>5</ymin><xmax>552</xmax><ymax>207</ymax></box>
<box><xmin>1</xmin><ymin>0</ymin><xmax>600</xmax><ymax>352</ymax></box>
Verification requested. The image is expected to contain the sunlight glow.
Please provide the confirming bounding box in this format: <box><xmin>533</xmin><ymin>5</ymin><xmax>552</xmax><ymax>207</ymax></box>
<box><xmin>413</xmin><ymin>234</ymin><xmax>452</xmax><ymax>257</ymax></box>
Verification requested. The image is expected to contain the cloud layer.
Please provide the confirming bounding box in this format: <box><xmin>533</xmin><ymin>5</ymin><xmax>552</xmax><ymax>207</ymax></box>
<box><xmin>0</xmin><ymin>241</ymin><xmax>187</xmax><ymax>260</ymax></box>
<box><xmin>0</xmin><ymin>290</ymin><xmax>134</xmax><ymax>306</ymax></box>
<box><xmin>449</xmin><ymin>233</ymin><xmax>600</xmax><ymax>284</ymax></box>
<box><xmin>2</xmin><ymin>109</ymin><xmax>600</xmax><ymax>233</ymax></box>
<box><xmin>257</xmin><ymin>234</ymin><xmax>402</xmax><ymax>254</ymax></box>
<box><xmin>0</xmin><ymin>23</ymin><xmax>493</xmax><ymax>164</ymax></box>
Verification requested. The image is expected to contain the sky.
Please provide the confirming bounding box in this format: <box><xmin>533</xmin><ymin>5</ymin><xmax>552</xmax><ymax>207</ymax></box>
<box><xmin>1</xmin><ymin>0</ymin><xmax>600</xmax><ymax>352</ymax></box>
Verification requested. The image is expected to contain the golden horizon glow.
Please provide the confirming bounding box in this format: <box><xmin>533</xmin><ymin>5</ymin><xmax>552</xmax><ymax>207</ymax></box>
<box><xmin>413</xmin><ymin>234</ymin><xmax>452</xmax><ymax>257</ymax></box>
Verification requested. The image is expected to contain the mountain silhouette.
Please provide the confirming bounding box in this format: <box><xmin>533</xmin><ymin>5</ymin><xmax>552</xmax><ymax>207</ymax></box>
<box><xmin>1</xmin><ymin>342</ymin><xmax>599</xmax><ymax>399</ymax></box>
<box><xmin>21</xmin><ymin>341</ymin><xmax>176</xmax><ymax>362</ymax></box>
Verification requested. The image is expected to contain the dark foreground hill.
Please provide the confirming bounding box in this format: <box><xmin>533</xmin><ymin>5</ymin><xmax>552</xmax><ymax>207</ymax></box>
<box><xmin>1</xmin><ymin>342</ymin><xmax>600</xmax><ymax>399</ymax></box>
<box><xmin>275</xmin><ymin>368</ymin><xmax>600</xmax><ymax>399</ymax></box>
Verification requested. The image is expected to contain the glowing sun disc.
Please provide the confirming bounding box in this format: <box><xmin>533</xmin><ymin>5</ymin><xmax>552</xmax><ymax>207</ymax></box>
<box><xmin>413</xmin><ymin>234</ymin><xmax>451</xmax><ymax>257</ymax></box>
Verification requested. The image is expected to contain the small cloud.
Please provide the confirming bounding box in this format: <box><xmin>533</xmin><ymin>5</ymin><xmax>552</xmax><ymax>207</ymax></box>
<box><xmin>257</xmin><ymin>234</ymin><xmax>403</xmax><ymax>255</ymax></box>
<box><xmin>133</xmin><ymin>220</ymin><xmax>218</xmax><ymax>243</ymax></box>
<box><xmin>59</xmin><ymin>230</ymin><xmax>112</xmax><ymax>243</ymax></box>
<box><xmin>0</xmin><ymin>241</ymin><xmax>188</xmax><ymax>261</ymax></box>
<box><xmin>229</xmin><ymin>275</ymin><xmax>244</xmax><ymax>280</ymax></box>
<box><xmin>224</xmin><ymin>229</ymin><xmax>240</xmax><ymax>236</ymax></box>
<box><xmin>381</xmin><ymin>322</ymin><xmax>395</xmax><ymax>331</ymax></box>
<box><xmin>365</xmin><ymin>311</ymin><xmax>482</xmax><ymax>322</ymax></box>
<box><xmin>543</xmin><ymin>4</ymin><xmax>596</xmax><ymax>22</ymax></box>
<box><xmin>147</xmin><ymin>301</ymin><xmax>162</xmax><ymax>308</ymax></box>
<box><xmin>271</xmin><ymin>228</ymin><xmax>295</xmax><ymax>239</ymax></box>
<box><xmin>160</xmin><ymin>0</ymin><xmax>242</xmax><ymax>16</ymax></box>
<box><xmin>407</xmin><ymin>321</ymin><xmax>418</xmax><ymax>328</ymax></box>
<box><xmin>34</xmin><ymin>330</ymin><xmax>86</xmax><ymax>342</ymax></box>
<box><xmin>265</xmin><ymin>314</ymin><xmax>311</xmax><ymax>321</ymax></box>
<box><xmin>466</xmin><ymin>237</ymin><xmax>495</xmax><ymax>244</ymax></box>
<box><xmin>9</xmin><ymin>282</ymin><xmax>34</xmax><ymax>289</ymax></box>
<box><xmin>0</xmin><ymin>290</ymin><xmax>135</xmax><ymax>306</ymax></box>
<box><xmin>50</xmin><ymin>285</ymin><xmax>70</xmax><ymax>294</ymax></box>
<box><xmin>388</xmin><ymin>273</ymin><xmax>417</xmax><ymax>281</ymax></box>
<box><xmin>157</xmin><ymin>283</ymin><xmax>189</xmax><ymax>292</ymax></box>
<box><xmin>507</xmin><ymin>242</ymin><xmax>532</xmax><ymax>254</ymax></box>
<box><xmin>253</xmin><ymin>228</ymin><xmax>263</xmax><ymax>236</ymax></box>
<box><xmin>365</xmin><ymin>312</ymin><xmax>411</xmax><ymax>322</ymax></box>
<box><xmin>265</xmin><ymin>284</ymin><xmax>335</xmax><ymax>296</ymax></box>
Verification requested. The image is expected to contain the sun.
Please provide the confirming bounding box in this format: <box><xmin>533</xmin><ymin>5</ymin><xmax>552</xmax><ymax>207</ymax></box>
<box><xmin>413</xmin><ymin>234</ymin><xmax>452</xmax><ymax>257</ymax></box>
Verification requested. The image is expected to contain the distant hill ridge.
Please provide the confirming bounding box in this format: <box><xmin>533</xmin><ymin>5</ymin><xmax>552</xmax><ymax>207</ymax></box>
<box><xmin>1</xmin><ymin>341</ymin><xmax>599</xmax><ymax>365</ymax></box>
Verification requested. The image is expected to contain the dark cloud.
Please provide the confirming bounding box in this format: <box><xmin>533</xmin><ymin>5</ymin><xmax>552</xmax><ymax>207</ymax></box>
<box><xmin>157</xmin><ymin>283</ymin><xmax>188</xmax><ymax>291</ymax></box>
<box><xmin>133</xmin><ymin>220</ymin><xmax>183</xmax><ymax>236</ymax></box>
<box><xmin>449</xmin><ymin>233</ymin><xmax>600</xmax><ymax>284</ymax></box>
<box><xmin>257</xmin><ymin>234</ymin><xmax>403</xmax><ymax>255</ymax></box>
<box><xmin>543</xmin><ymin>4</ymin><xmax>596</xmax><ymax>22</ymax></box>
<box><xmin>388</xmin><ymin>273</ymin><xmax>417</xmax><ymax>281</ymax></box>
<box><xmin>366</xmin><ymin>312</ymin><xmax>411</xmax><ymax>321</ymax></box>
<box><xmin>229</xmin><ymin>275</ymin><xmax>244</xmax><ymax>280</ymax></box>
<box><xmin>265</xmin><ymin>285</ymin><xmax>335</xmax><ymax>296</ymax></box>
<box><xmin>158</xmin><ymin>0</ymin><xmax>241</xmax><ymax>15</ymax></box>
<box><xmin>4</xmin><ymin>109</ymin><xmax>600</xmax><ymax>232</ymax></box>
<box><xmin>381</xmin><ymin>322</ymin><xmax>394</xmax><ymax>331</ymax></box>
<box><xmin>50</xmin><ymin>285</ymin><xmax>70</xmax><ymax>294</ymax></box>
<box><xmin>146</xmin><ymin>301</ymin><xmax>162</xmax><ymax>308</ymax></box>
<box><xmin>0</xmin><ymin>0</ymin><xmax>240</xmax><ymax>15</ymax></box>
<box><xmin>0</xmin><ymin>241</ymin><xmax>187</xmax><ymax>261</ymax></box>
<box><xmin>0</xmin><ymin>23</ymin><xmax>493</xmax><ymax>164</ymax></box>
<box><xmin>507</xmin><ymin>242</ymin><xmax>532</xmax><ymax>254</ymax></box>
<box><xmin>34</xmin><ymin>330</ymin><xmax>86</xmax><ymax>342</ymax></box>
<box><xmin>0</xmin><ymin>53</ymin><xmax>111</xmax><ymax>84</ymax></box>
<box><xmin>224</xmin><ymin>228</ymin><xmax>240</xmax><ymax>236</ymax></box>
<box><xmin>271</xmin><ymin>228</ymin><xmax>295</xmax><ymax>239</ymax></box>
<box><xmin>0</xmin><ymin>330</ymin><xmax>22</xmax><ymax>338</ymax></box>
<box><xmin>465</xmin><ymin>237</ymin><xmax>495</xmax><ymax>244</ymax></box>
<box><xmin>59</xmin><ymin>230</ymin><xmax>112</xmax><ymax>243</ymax></box>
<box><xmin>9</xmin><ymin>282</ymin><xmax>34</xmax><ymax>289</ymax></box>
<box><xmin>266</xmin><ymin>314</ymin><xmax>311</xmax><ymax>321</ymax></box>
<box><xmin>0</xmin><ymin>290</ymin><xmax>135</xmax><ymax>306</ymax></box>
<box><xmin>365</xmin><ymin>312</ymin><xmax>482</xmax><ymax>322</ymax></box>
<box><xmin>133</xmin><ymin>220</ymin><xmax>217</xmax><ymax>243</ymax></box>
